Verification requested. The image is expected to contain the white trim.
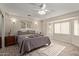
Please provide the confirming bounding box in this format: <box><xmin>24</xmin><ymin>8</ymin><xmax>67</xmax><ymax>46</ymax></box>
<box><xmin>1</xmin><ymin>9</ymin><xmax>5</xmax><ymax>48</ymax></box>
<box><xmin>48</xmin><ymin>16</ymin><xmax>79</xmax><ymax>23</ymax></box>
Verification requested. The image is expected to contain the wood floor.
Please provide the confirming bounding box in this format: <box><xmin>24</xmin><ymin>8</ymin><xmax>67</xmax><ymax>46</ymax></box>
<box><xmin>0</xmin><ymin>39</ymin><xmax>79</xmax><ymax>56</ymax></box>
<box><xmin>53</xmin><ymin>40</ymin><xmax>79</xmax><ymax>56</ymax></box>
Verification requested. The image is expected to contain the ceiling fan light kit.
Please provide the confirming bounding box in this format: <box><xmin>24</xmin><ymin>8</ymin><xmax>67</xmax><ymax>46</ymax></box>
<box><xmin>38</xmin><ymin>10</ymin><xmax>46</xmax><ymax>15</ymax></box>
<box><xmin>38</xmin><ymin>3</ymin><xmax>48</xmax><ymax>15</ymax></box>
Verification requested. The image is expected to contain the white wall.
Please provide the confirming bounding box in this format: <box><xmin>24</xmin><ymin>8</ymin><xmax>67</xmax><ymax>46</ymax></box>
<box><xmin>5</xmin><ymin>14</ymin><xmax>42</xmax><ymax>36</ymax></box>
<box><xmin>33</xmin><ymin>20</ymin><xmax>41</xmax><ymax>33</ymax></box>
<box><xmin>54</xmin><ymin>34</ymin><xmax>72</xmax><ymax>43</ymax></box>
<box><xmin>41</xmin><ymin>10</ymin><xmax>79</xmax><ymax>47</ymax></box>
<box><xmin>40</xmin><ymin>20</ymin><xmax>48</xmax><ymax>35</ymax></box>
<box><xmin>53</xmin><ymin>18</ymin><xmax>79</xmax><ymax>47</ymax></box>
<box><xmin>46</xmin><ymin>10</ymin><xmax>79</xmax><ymax>22</ymax></box>
<box><xmin>5</xmin><ymin>15</ymin><xmax>21</xmax><ymax>36</ymax></box>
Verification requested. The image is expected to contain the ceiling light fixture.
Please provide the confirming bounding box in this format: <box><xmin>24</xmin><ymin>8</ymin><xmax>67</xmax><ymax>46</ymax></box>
<box><xmin>38</xmin><ymin>4</ymin><xmax>48</xmax><ymax>15</ymax></box>
<box><xmin>38</xmin><ymin>10</ymin><xmax>46</xmax><ymax>15</ymax></box>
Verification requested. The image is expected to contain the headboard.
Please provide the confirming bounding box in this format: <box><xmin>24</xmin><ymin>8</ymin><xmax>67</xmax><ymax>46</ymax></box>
<box><xmin>17</xmin><ymin>30</ymin><xmax>35</xmax><ymax>35</ymax></box>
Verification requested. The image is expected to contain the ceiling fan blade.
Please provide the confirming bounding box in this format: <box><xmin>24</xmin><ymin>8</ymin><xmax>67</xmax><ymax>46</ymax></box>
<box><xmin>41</xmin><ymin>4</ymin><xmax>46</xmax><ymax>9</ymax></box>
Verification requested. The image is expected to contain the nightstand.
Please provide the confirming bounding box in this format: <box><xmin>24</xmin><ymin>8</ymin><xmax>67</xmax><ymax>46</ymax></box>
<box><xmin>5</xmin><ymin>36</ymin><xmax>16</xmax><ymax>46</ymax></box>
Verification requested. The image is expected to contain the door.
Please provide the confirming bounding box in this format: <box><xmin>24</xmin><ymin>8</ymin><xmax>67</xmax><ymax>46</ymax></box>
<box><xmin>47</xmin><ymin>23</ymin><xmax>53</xmax><ymax>41</ymax></box>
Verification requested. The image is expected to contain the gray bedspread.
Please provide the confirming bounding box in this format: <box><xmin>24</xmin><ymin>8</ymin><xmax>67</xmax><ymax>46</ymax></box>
<box><xmin>17</xmin><ymin>35</ymin><xmax>51</xmax><ymax>55</ymax></box>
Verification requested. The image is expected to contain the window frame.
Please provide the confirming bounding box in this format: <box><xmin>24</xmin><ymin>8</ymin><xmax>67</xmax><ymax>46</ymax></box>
<box><xmin>54</xmin><ymin>21</ymin><xmax>70</xmax><ymax>34</ymax></box>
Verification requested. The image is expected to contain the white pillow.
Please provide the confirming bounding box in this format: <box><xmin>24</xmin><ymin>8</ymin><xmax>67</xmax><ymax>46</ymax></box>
<box><xmin>18</xmin><ymin>28</ymin><xmax>27</xmax><ymax>32</ymax></box>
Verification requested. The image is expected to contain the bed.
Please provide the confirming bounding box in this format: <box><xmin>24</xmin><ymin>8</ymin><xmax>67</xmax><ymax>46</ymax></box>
<box><xmin>17</xmin><ymin>30</ymin><xmax>51</xmax><ymax>55</ymax></box>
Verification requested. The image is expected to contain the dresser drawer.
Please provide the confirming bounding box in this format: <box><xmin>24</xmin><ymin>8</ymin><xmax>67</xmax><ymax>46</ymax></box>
<box><xmin>5</xmin><ymin>36</ymin><xmax>16</xmax><ymax>46</ymax></box>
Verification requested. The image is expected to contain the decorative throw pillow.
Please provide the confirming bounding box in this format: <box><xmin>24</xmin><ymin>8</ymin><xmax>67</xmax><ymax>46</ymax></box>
<box><xmin>28</xmin><ymin>35</ymin><xmax>34</xmax><ymax>38</ymax></box>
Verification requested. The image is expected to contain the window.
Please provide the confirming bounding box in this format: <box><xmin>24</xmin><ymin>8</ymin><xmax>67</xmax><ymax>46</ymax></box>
<box><xmin>55</xmin><ymin>23</ymin><xmax>61</xmax><ymax>33</ymax></box>
<box><xmin>74</xmin><ymin>20</ymin><xmax>79</xmax><ymax>35</ymax></box>
<box><xmin>61</xmin><ymin>22</ymin><xmax>70</xmax><ymax>34</ymax></box>
<box><xmin>54</xmin><ymin>22</ymin><xmax>70</xmax><ymax>34</ymax></box>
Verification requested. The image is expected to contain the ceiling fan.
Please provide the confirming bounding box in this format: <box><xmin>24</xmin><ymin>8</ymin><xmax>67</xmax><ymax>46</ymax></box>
<box><xmin>32</xmin><ymin>3</ymin><xmax>49</xmax><ymax>15</ymax></box>
<box><xmin>38</xmin><ymin>3</ymin><xmax>48</xmax><ymax>15</ymax></box>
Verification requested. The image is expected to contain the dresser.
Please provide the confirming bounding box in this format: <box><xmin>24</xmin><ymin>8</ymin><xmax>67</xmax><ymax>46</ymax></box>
<box><xmin>5</xmin><ymin>36</ymin><xmax>16</xmax><ymax>46</ymax></box>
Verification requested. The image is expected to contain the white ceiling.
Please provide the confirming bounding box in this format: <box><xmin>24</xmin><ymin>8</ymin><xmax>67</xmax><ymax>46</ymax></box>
<box><xmin>0</xmin><ymin>3</ymin><xmax>79</xmax><ymax>20</ymax></box>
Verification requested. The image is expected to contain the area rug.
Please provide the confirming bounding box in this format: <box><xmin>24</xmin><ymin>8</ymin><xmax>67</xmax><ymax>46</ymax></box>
<box><xmin>36</xmin><ymin>43</ymin><xmax>66</xmax><ymax>56</ymax></box>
